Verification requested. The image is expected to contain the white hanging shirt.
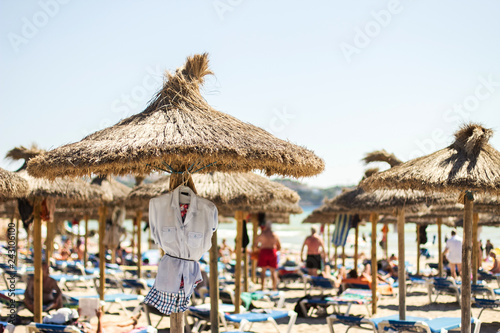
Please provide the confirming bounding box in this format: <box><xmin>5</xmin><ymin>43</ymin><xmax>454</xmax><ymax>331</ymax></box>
<box><xmin>149</xmin><ymin>186</ymin><xmax>218</xmax><ymax>295</ymax></box>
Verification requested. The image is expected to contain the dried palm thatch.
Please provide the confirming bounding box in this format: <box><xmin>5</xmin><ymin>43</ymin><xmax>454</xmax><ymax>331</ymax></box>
<box><xmin>6</xmin><ymin>146</ymin><xmax>106</xmax><ymax>206</ymax></box>
<box><xmin>0</xmin><ymin>167</ymin><xmax>29</xmax><ymax>200</ymax></box>
<box><xmin>240</xmin><ymin>199</ymin><xmax>303</xmax><ymax>215</ymax></box>
<box><xmin>455</xmin><ymin>213</ymin><xmax>500</xmax><ymax>227</ymax></box>
<box><xmin>302</xmin><ymin>208</ymin><xmax>337</xmax><ymax>224</ymax></box>
<box><xmin>127</xmin><ymin>172</ymin><xmax>299</xmax><ymax>209</ymax></box>
<box><xmin>328</xmin><ymin>186</ymin><xmax>447</xmax><ymax>214</ymax></box>
<box><xmin>91</xmin><ymin>176</ymin><xmax>132</xmax><ymax>206</ymax></box>
<box><xmin>404</xmin><ymin>213</ymin><xmax>456</xmax><ymax>227</ymax></box>
<box><xmin>27</xmin><ymin>54</ymin><xmax>324</xmax><ymax>180</ymax></box>
<box><xmin>361</xmin><ymin>124</ymin><xmax>500</xmax><ymax>193</ymax></box>
<box><xmin>363</xmin><ymin>150</ymin><xmax>402</xmax><ymax>168</ymax></box>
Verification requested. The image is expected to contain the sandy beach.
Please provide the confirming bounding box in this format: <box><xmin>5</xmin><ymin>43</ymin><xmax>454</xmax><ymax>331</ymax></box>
<box><xmin>6</xmin><ymin>256</ymin><xmax>500</xmax><ymax>333</ymax></box>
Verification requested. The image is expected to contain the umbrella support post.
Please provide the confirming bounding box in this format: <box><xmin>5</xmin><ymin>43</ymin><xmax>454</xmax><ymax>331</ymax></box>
<box><xmin>416</xmin><ymin>224</ymin><xmax>420</xmax><ymax>275</ymax></box>
<box><xmin>472</xmin><ymin>213</ymin><xmax>479</xmax><ymax>284</ymax></box>
<box><xmin>370</xmin><ymin>213</ymin><xmax>378</xmax><ymax>315</ymax></box>
<box><xmin>342</xmin><ymin>245</ymin><xmax>346</xmax><ymax>267</ymax></box>
<box><xmin>327</xmin><ymin>223</ymin><xmax>331</xmax><ymax>263</ymax></box>
<box><xmin>131</xmin><ymin>220</ymin><xmax>136</xmax><ymax>260</ymax></box>
<box><xmin>251</xmin><ymin>219</ymin><xmax>258</xmax><ymax>283</ymax></box>
<box><xmin>437</xmin><ymin>218</ymin><xmax>442</xmax><ymax>277</ymax></box>
<box><xmin>384</xmin><ymin>222</ymin><xmax>389</xmax><ymax>259</ymax></box>
<box><xmin>136</xmin><ymin>210</ymin><xmax>143</xmax><ymax>278</ymax></box>
<box><xmin>234</xmin><ymin>211</ymin><xmax>244</xmax><ymax>314</ymax></box>
<box><xmin>334</xmin><ymin>246</ymin><xmax>337</xmax><ymax>270</ymax></box>
<box><xmin>397</xmin><ymin>209</ymin><xmax>406</xmax><ymax>320</ymax></box>
<box><xmin>243</xmin><ymin>250</ymin><xmax>249</xmax><ymax>292</ymax></box>
<box><xmin>33</xmin><ymin>199</ymin><xmax>43</xmax><ymax>323</ymax></box>
<box><xmin>354</xmin><ymin>222</ymin><xmax>359</xmax><ymax>271</ymax></box>
<box><xmin>84</xmin><ymin>215</ymin><xmax>89</xmax><ymax>264</ymax></box>
<box><xmin>98</xmin><ymin>205</ymin><xmax>107</xmax><ymax>300</ymax></box>
<box><xmin>209</xmin><ymin>230</ymin><xmax>219</xmax><ymax>333</ymax></box>
<box><xmin>461</xmin><ymin>195</ymin><xmax>473</xmax><ymax>333</ymax></box>
<box><xmin>15</xmin><ymin>218</ymin><xmax>19</xmax><ymax>267</ymax></box>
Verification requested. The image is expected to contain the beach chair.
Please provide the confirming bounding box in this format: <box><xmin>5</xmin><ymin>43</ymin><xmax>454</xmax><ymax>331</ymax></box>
<box><xmin>67</xmin><ymin>293</ymin><xmax>144</xmax><ymax>317</ymax></box>
<box><xmin>377</xmin><ymin>317</ymin><xmax>481</xmax><ymax>333</ymax></box>
<box><xmin>327</xmin><ymin>314</ymin><xmax>428</xmax><ymax>333</ymax></box>
<box><xmin>407</xmin><ymin>275</ymin><xmax>427</xmax><ymax>292</ymax></box>
<box><xmin>473</xmin><ymin>297</ymin><xmax>500</xmax><ymax>318</ymax></box>
<box><xmin>185</xmin><ymin>303</ymin><xmax>245</xmax><ymax>332</ymax></box>
<box><xmin>426</xmin><ymin>277</ymin><xmax>460</xmax><ymax>304</ymax></box>
<box><xmin>26</xmin><ymin>323</ymin><xmax>83</xmax><ymax>333</ymax></box>
<box><xmin>0</xmin><ymin>321</ymin><xmax>14</xmax><ymax>333</ymax></box>
<box><xmin>222</xmin><ymin>309</ymin><xmax>297</xmax><ymax>333</ymax></box>
<box><xmin>300</xmin><ymin>288</ymin><xmax>374</xmax><ymax>318</ymax></box>
<box><xmin>304</xmin><ymin>275</ymin><xmax>337</xmax><ymax>295</ymax></box>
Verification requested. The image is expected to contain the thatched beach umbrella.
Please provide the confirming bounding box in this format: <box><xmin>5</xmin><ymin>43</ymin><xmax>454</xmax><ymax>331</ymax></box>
<box><xmin>0</xmin><ymin>167</ymin><xmax>29</xmax><ymax>201</ymax></box>
<box><xmin>6</xmin><ymin>146</ymin><xmax>105</xmax><ymax>323</ymax></box>
<box><xmin>361</xmin><ymin>124</ymin><xmax>500</xmax><ymax>332</ymax></box>
<box><xmin>328</xmin><ymin>152</ymin><xmax>449</xmax><ymax>318</ymax></box>
<box><xmin>27</xmin><ymin>54</ymin><xmax>323</xmax><ymax>330</ymax></box>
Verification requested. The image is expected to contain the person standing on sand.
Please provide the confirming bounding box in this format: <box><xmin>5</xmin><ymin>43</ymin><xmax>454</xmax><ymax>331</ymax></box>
<box><xmin>301</xmin><ymin>227</ymin><xmax>326</xmax><ymax>276</ymax></box>
<box><xmin>443</xmin><ymin>229</ymin><xmax>462</xmax><ymax>280</ymax></box>
<box><xmin>254</xmin><ymin>221</ymin><xmax>281</xmax><ymax>291</ymax></box>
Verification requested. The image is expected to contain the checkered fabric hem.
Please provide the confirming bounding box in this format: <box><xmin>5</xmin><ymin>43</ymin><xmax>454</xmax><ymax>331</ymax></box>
<box><xmin>144</xmin><ymin>287</ymin><xmax>190</xmax><ymax>315</ymax></box>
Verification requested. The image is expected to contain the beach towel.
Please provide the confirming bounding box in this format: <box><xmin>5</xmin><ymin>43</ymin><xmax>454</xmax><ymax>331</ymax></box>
<box><xmin>331</xmin><ymin>214</ymin><xmax>352</xmax><ymax>247</ymax></box>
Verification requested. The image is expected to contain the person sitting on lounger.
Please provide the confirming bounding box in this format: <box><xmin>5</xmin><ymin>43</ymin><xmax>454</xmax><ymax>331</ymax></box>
<box><xmin>24</xmin><ymin>262</ymin><xmax>63</xmax><ymax>313</ymax></box>
<box><xmin>489</xmin><ymin>252</ymin><xmax>500</xmax><ymax>274</ymax></box>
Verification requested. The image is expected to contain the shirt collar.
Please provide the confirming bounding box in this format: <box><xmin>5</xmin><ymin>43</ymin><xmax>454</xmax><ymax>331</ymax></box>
<box><xmin>170</xmin><ymin>186</ymin><xmax>198</xmax><ymax>213</ymax></box>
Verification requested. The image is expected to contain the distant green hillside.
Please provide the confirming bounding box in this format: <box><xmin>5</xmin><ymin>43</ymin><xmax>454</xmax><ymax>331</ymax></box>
<box><xmin>273</xmin><ymin>179</ymin><xmax>353</xmax><ymax>207</ymax></box>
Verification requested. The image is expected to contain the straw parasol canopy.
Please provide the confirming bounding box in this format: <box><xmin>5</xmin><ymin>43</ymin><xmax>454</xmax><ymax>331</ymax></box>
<box><xmin>91</xmin><ymin>176</ymin><xmax>132</xmax><ymax>207</ymax></box>
<box><xmin>127</xmin><ymin>172</ymin><xmax>299</xmax><ymax>209</ymax></box>
<box><xmin>0</xmin><ymin>167</ymin><xmax>29</xmax><ymax>201</ymax></box>
<box><xmin>302</xmin><ymin>209</ymin><xmax>335</xmax><ymax>224</ymax></box>
<box><xmin>361</xmin><ymin>124</ymin><xmax>500</xmax><ymax>193</ymax></box>
<box><xmin>6</xmin><ymin>146</ymin><xmax>106</xmax><ymax>206</ymax></box>
<box><xmin>455</xmin><ymin>213</ymin><xmax>500</xmax><ymax>227</ymax></box>
<box><xmin>27</xmin><ymin>54</ymin><xmax>324</xmax><ymax>180</ymax></box>
<box><xmin>359</xmin><ymin>124</ymin><xmax>500</xmax><ymax>332</ymax></box>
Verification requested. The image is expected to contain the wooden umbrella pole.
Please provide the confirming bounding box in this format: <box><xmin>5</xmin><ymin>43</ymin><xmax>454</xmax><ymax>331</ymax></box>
<box><xmin>354</xmin><ymin>221</ymin><xmax>359</xmax><ymax>271</ymax></box>
<box><xmin>234</xmin><ymin>210</ymin><xmax>244</xmax><ymax>314</ymax></box>
<box><xmin>131</xmin><ymin>219</ymin><xmax>136</xmax><ymax>259</ymax></box>
<box><xmin>251</xmin><ymin>219</ymin><xmax>258</xmax><ymax>283</ymax></box>
<box><xmin>327</xmin><ymin>222</ymin><xmax>331</xmax><ymax>263</ymax></box>
<box><xmin>437</xmin><ymin>218</ymin><xmax>443</xmax><ymax>277</ymax></box>
<box><xmin>397</xmin><ymin>208</ymin><xmax>406</xmax><ymax>320</ymax></box>
<box><xmin>84</xmin><ymin>214</ymin><xmax>89</xmax><ymax>264</ymax></box>
<box><xmin>342</xmin><ymin>245</ymin><xmax>346</xmax><ymax>267</ymax></box>
<box><xmin>472</xmin><ymin>213</ymin><xmax>479</xmax><ymax>284</ymax></box>
<box><xmin>209</xmin><ymin>230</ymin><xmax>219</xmax><ymax>333</ymax></box>
<box><xmin>334</xmin><ymin>245</ymin><xmax>338</xmax><ymax>269</ymax></box>
<box><xmin>416</xmin><ymin>224</ymin><xmax>420</xmax><ymax>275</ymax></box>
<box><xmin>243</xmin><ymin>247</ymin><xmax>249</xmax><ymax>292</ymax></box>
<box><xmin>169</xmin><ymin>173</ymin><xmax>197</xmax><ymax>333</ymax></box>
<box><xmin>33</xmin><ymin>199</ymin><xmax>43</xmax><ymax>323</ymax></box>
<box><xmin>98</xmin><ymin>205</ymin><xmax>107</xmax><ymax>301</ymax></box>
<box><xmin>384</xmin><ymin>222</ymin><xmax>389</xmax><ymax>259</ymax></box>
<box><xmin>136</xmin><ymin>210</ymin><xmax>143</xmax><ymax>278</ymax></box>
<box><xmin>243</xmin><ymin>217</ymin><xmax>249</xmax><ymax>293</ymax></box>
<box><xmin>15</xmin><ymin>218</ymin><xmax>19</xmax><ymax>266</ymax></box>
<box><xmin>461</xmin><ymin>195</ymin><xmax>473</xmax><ymax>333</ymax></box>
<box><xmin>370</xmin><ymin>212</ymin><xmax>378</xmax><ymax>315</ymax></box>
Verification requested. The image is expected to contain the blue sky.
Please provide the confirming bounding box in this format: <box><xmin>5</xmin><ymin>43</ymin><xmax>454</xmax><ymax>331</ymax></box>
<box><xmin>1</xmin><ymin>0</ymin><xmax>500</xmax><ymax>187</ymax></box>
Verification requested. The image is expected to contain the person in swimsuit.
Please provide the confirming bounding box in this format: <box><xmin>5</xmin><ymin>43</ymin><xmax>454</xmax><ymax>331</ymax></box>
<box><xmin>301</xmin><ymin>227</ymin><xmax>325</xmax><ymax>276</ymax></box>
<box><xmin>254</xmin><ymin>221</ymin><xmax>281</xmax><ymax>291</ymax></box>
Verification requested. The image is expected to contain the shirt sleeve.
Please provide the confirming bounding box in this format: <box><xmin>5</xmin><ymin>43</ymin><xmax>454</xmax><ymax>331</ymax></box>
<box><xmin>212</xmin><ymin>205</ymin><xmax>219</xmax><ymax>232</ymax></box>
<box><xmin>149</xmin><ymin>199</ymin><xmax>160</xmax><ymax>246</ymax></box>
